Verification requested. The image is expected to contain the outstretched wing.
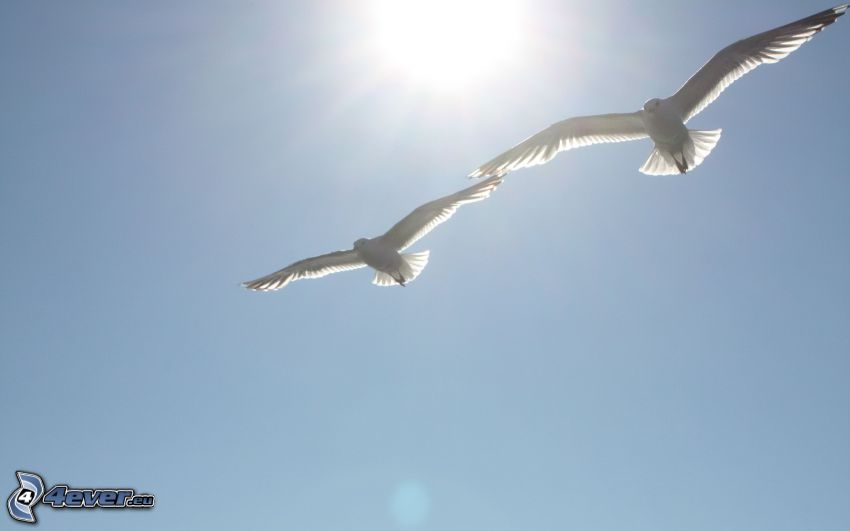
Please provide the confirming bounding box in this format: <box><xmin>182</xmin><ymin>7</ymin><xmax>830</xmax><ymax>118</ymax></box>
<box><xmin>381</xmin><ymin>175</ymin><xmax>504</xmax><ymax>251</ymax></box>
<box><xmin>469</xmin><ymin>112</ymin><xmax>647</xmax><ymax>178</ymax></box>
<box><xmin>670</xmin><ymin>3</ymin><xmax>849</xmax><ymax>123</ymax></box>
<box><xmin>242</xmin><ymin>250</ymin><xmax>366</xmax><ymax>291</ymax></box>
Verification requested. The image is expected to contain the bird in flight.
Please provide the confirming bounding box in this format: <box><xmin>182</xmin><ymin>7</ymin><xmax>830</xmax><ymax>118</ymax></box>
<box><xmin>470</xmin><ymin>3</ymin><xmax>848</xmax><ymax>177</ymax></box>
<box><xmin>242</xmin><ymin>175</ymin><xmax>503</xmax><ymax>291</ymax></box>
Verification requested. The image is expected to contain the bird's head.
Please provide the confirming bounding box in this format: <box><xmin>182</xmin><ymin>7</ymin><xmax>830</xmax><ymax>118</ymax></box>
<box><xmin>643</xmin><ymin>98</ymin><xmax>662</xmax><ymax>112</ymax></box>
<box><xmin>353</xmin><ymin>238</ymin><xmax>368</xmax><ymax>249</ymax></box>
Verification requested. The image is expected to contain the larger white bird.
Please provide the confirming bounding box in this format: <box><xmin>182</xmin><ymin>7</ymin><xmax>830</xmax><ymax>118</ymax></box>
<box><xmin>242</xmin><ymin>175</ymin><xmax>503</xmax><ymax>291</ymax></box>
<box><xmin>470</xmin><ymin>3</ymin><xmax>848</xmax><ymax>177</ymax></box>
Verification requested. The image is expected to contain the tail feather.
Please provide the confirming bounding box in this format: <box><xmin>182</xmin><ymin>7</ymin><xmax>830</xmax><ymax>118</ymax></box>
<box><xmin>687</xmin><ymin>129</ymin><xmax>722</xmax><ymax>168</ymax></box>
<box><xmin>371</xmin><ymin>251</ymin><xmax>430</xmax><ymax>287</ymax></box>
<box><xmin>399</xmin><ymin>250</ymin><xmax>429</xmax><ymax>282</ymax></box>
<box><xmin>640</xmin><ymin>129</ymin><xmax>722</xmax><ymax>175</ymax></box>
<box><xmin>372</xmin><ymin>270</ymin><xmax>399</xmax><ymax>287</ymax></box>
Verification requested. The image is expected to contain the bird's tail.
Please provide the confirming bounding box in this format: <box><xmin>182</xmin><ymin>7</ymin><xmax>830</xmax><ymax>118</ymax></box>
<box><xmin>640</xmin><ymin>129</ymin><xmax>722</xmax><ymax>175</ymax></box>
<box><xmin>372</xmin><ymin>251</ymin><xmax>430</xmax><ymax>287</ymax></box>
<box><xmin>372</xmin><ymin>271</ymin><xmax>398</xmax><ymax>287</ymax></box>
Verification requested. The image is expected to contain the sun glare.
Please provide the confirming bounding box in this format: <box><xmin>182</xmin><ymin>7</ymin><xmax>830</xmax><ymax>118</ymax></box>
<box><xmin>369</xmin><ymin>0</ymin><xmax>523</xmax><ymax>90</ymax></box>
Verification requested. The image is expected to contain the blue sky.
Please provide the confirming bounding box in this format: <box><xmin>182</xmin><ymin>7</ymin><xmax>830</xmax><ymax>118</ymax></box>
<box><xmin>1</xmin><ymin>1</ymin><xmax>848</xmax><ymax>530</ymax></box>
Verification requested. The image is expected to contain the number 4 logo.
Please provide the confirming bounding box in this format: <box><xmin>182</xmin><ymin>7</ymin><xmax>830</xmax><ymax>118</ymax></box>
<box><xmin>7</xmin><ymin>472</ymin><xmax>45</xmax><ymax>524</ymax></box>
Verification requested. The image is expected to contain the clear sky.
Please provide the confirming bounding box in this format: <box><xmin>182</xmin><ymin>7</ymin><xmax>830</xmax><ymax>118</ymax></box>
<box><xmin>1</xmin><ymin>1</ymin><xmax>848</xmax><ymax>530</ymax></box>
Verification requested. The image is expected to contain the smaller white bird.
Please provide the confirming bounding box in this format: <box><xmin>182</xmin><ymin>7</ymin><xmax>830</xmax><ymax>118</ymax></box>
<box><xmin>470</xmin><ymin>3</ymin><xmax>848</xmax><ymax>177</ymax></box>
<box><xmin>242</xmin><ymin>175</ymin><xmax>503</xmax><ymax>291</ymax></box>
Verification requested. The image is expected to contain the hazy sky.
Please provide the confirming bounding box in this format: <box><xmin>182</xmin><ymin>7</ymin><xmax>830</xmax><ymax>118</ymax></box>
<box><xmin>2</xmin><ymin>1</ymin><xmax>848</xmax><ymax>530</ymax></box>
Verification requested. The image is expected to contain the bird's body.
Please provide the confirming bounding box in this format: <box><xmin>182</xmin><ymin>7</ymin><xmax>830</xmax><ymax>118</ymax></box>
<box><xmin>640</xmin><ymin>97</ymin><xmax>723</xmax><ymax>175</ymax></box>
<box><xmin>242</xmin><ymin>175</ymin><xmax>503</xmax><ymax>291</ymax></box>
<box><xmin>642</xmin><ymin>99</ymin><xmax>687</xmax><ymax>147</ymax></box>
<box><xmin>354</xmin><ymin>237</ymin><xmax>402</xmax><ymax>276</ymax></box>
<box><xmin>469</xmin><ymin>3</ymin><xmax>848</xmax><ymax>178</ymax></box>
<box><xmin>353</xmin><ymin>237</ymin><xmax>426</xmax><ymax>286</ymax></box>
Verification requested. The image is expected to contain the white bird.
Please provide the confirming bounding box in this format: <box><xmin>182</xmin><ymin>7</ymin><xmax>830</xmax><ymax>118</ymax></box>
<box><xmin>470</xmin><ymin>3</ymin><xmax>848</xmax><ymax>177</ymax></box>
<box><xmin>242</xmin><ymin>175</ymin><xmax>503</xmax><ymax>291</ymax></box>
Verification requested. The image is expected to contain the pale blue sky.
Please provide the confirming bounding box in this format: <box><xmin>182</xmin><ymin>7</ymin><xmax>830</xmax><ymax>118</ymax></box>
<box><xmin>1</xmin><ymin>1</ymin><xmax>848</xmax><ymax>530</ymax></box>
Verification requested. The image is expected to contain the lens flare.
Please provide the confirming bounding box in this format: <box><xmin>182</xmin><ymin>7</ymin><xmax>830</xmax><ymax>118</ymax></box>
<box><xmin>369</xmin><ymin>0</ymin><xmax>524</xmax><ymax>90</ymax></box>
<box><xmin>389</xmin><ymin>480</ymin><xmax>431</xmax><ymax>527</ymax></box>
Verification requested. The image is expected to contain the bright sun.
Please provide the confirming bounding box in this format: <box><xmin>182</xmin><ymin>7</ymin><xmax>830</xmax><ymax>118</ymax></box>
<box><xmin>368</xmin><ymin>0</ymin><xmax>523</xmax><ymax>90</ymax></box>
